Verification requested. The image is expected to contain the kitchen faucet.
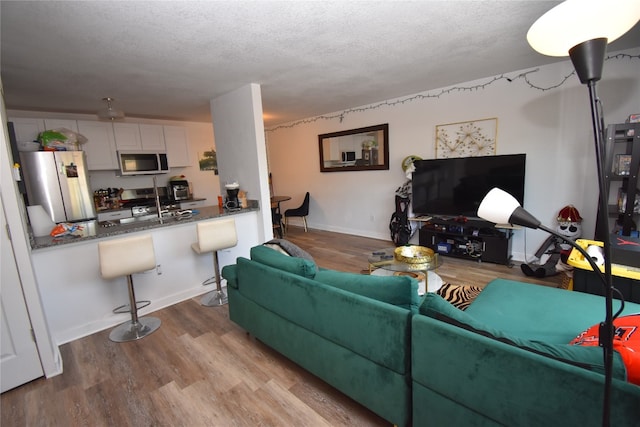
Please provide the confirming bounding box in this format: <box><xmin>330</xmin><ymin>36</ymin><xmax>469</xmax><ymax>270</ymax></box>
<box><xmin>152</xmin><ymin>176</ymin><xmax>167</xmax><ymax>220</ymax></box>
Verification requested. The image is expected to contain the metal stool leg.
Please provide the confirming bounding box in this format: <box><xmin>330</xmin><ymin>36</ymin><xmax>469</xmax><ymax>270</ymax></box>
<box><xmin>109</xmin><ymin>274</ymin><xmax>161</xmax><ymax>342</ymax></box>
<box><xmin>201</xmin><ymin>251</ymin><xmax>228</xmax><ymax>306</ymax></box>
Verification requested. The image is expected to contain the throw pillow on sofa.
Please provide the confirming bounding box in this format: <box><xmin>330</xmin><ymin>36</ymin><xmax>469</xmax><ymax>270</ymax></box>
<box><xmin>250</xmin><ymin>245</ymin><xmax>318</xmax><ymax>279</ymax></box>
<box><xmin>263</xmin><ymin>239</ymin><xmax>319</xmax><ymax>271</ymax></box>
<box><xmin>420</xmin><ymin>293</ymin><xmax>627</xmax><ymax>379</ymax></box>
<box><xmin>570</xmin><ymin>313</ymin><xmax>640</xmax><ymax>385</ymax></box>
<box><xmin>314</xmin><ymin>269</ymin><xmax>420</xmax><ymax>312</ymax></box>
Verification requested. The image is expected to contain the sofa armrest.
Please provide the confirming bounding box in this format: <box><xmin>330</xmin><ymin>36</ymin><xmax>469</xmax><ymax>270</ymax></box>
<box><xmin>221</xmin><ymin>264</ymin><xmax>238</xmax><ymax>289</ymax></box>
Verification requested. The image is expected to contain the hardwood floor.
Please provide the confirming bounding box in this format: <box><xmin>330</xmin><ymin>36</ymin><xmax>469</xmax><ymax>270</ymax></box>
<box><xmin>1</xmin><ymin>227</ymin><xmax>561</xmax><ymax>426</ymax></box>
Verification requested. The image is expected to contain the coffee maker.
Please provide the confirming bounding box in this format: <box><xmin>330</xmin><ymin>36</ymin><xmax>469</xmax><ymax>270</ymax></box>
<box><xmin>224</xmin><ymin>182</ymin><xmax>240</xmax><ymax>210</ymax></box>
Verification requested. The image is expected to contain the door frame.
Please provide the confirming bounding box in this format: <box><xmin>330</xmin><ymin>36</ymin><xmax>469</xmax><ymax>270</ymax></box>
<box><xmin>1</xmin><ymin>86</ymin><xmax>61</xmax><ymax>381</ymax></box>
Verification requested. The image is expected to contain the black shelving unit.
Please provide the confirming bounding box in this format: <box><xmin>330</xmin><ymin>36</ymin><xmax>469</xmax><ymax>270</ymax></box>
<box><xmin>418</xmin><ymin>217</ymin><xmax>513</xmax><ymax>265</ymax></box>
<box><xmin>596</xmin><ymin>122</ymin><xmax>640</xmax><ymax>240</ymax></box>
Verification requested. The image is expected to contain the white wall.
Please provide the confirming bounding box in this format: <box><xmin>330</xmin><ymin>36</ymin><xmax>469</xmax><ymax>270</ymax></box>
<box><xmin>211</xmin><ymin>84</ymin><xmax>273</xmax><ymax>241</ymax></box>
<box><xmin>266</xmin><ymin>48</ymin><xmax>640</xmax><ymax>262</ymax></box>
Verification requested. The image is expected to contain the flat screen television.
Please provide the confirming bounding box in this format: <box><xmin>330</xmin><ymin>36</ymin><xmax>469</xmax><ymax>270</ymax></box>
<box><xmin>411</xmin><ymin>154</ymin><xmax>526</xmax><ymax>218</ymax></box>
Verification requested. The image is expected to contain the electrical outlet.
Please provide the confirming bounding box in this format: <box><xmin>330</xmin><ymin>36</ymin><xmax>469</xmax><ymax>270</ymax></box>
<box><xmin>156</xmin><ymin>264</ymin><xmax>162</xmax><ymax>275</ymax></box>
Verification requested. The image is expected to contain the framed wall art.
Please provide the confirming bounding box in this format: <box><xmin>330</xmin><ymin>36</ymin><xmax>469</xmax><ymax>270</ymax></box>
<box><xmin>435</xmin><ymin>118</ymin><xmax>497</xmax><ymax>158</ymax></box>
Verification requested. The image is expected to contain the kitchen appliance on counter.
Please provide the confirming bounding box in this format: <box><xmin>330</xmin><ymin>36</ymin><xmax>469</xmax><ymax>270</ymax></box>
<box><xmin>225</xmin><ymin>182</ymin><xmax>241</xmax><ymax>210</ymax></box>
<box><xmin>20</xmin><ymin>151</ymin><xmax>96</xmax><ymax>223</ymax></box>
<box><xmin>168</xmin><ymin>180</ymin><xmax>190</xmax><ymax>201</ymax></box>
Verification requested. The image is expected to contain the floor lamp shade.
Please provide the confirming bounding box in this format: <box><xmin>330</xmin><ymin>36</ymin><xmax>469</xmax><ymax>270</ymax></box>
<box><xmin>526</xmin><ymin>0</ymin><xmax>640</xmax><ymax>57</ymax></box>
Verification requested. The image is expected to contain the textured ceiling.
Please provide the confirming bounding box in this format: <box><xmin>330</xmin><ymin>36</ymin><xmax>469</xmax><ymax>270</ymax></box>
<box><xmin>2</xmin><ymin>1</ymin><xmax>639</xmax><ymax>127</ymax></box>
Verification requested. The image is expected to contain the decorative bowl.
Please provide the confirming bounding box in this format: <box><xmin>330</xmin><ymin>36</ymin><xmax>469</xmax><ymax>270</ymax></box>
<box><xmin>394</xmin><ymin>245</ymin><xmax>435</xmax><ymax>264</ymax></box>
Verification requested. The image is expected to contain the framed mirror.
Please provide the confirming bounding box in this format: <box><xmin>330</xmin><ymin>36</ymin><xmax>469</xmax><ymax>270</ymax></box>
<box><xmin>319</xmin><ymin>124</ymin><xmax>389</xmax><ymax>172</ymax></box>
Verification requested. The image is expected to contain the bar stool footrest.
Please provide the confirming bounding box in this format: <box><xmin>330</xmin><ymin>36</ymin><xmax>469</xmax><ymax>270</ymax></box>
<box><xmin>113</xmin><ymin>300</ymin><xmax>151</xmax><ymax>314</ymax></box>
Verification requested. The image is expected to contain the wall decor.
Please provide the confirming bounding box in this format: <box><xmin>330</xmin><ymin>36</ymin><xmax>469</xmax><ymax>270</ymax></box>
<box><xmin>436</xmin><ymin>118</ymin><xmax>497</xmax><ymax>158</ymax></box>
<box><xmin>318</xmin><ymin>124</ymin><xmax>389</xmax><ymax>172</ymax></box>
<box><xmin>198</xmin><ymin>148</ymin><xmax>218</xmax><ymax>174</ymax></box>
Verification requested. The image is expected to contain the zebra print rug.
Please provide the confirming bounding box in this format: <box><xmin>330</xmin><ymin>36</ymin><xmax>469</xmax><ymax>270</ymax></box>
<box><xmin>436</xmin><ymin>283</ymin><xmax>483</xmax><ymax>311</ymax></box>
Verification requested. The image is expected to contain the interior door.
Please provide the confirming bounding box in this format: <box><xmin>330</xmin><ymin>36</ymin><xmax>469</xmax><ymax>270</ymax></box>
<box><xmin>1</xmin><ymin>194</ymin><xmax>44</xmax><ymax>392</ymax></box>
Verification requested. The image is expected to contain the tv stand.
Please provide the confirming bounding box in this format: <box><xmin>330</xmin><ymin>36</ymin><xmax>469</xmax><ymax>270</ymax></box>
<box><xmin>418</xmin><ymin>217</ymin><xmax>513</xmax><ymax>265</ymax></box>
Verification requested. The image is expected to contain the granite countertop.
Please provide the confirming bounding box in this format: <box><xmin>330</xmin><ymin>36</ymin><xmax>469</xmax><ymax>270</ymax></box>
<box><xmin>30</xmin><ymin>201</ymin><xmax>259</xmax><ymax>250</ymax></box>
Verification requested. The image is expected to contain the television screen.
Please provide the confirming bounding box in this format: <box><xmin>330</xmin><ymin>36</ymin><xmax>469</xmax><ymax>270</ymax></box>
<box><xmin>411</xmin><ymin>154</ymin><xmax>526</xmax><ymax>218</ymax></box>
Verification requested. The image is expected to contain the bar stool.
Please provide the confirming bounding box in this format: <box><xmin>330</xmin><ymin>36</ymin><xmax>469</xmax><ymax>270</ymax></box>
<box><xmin>191</xmin><ymin>218</ymin><xmax>238</xmax><ymax>306</ymax></box>
<box><xmin>98</xmin><ymin>234</ymin><xmax>161</xmax><ymax>342</ymax></box>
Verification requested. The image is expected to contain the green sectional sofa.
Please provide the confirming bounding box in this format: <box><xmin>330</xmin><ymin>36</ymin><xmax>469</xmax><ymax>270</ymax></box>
<box><xmin>223</xmin><ymin>243</ymin><xmax>640</xmax><ymax>426</ymax></box>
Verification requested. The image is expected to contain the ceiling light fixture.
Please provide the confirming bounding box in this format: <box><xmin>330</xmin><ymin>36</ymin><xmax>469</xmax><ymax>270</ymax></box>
<box><xmin>97</xmin><ymin>97</ymin><xmax>125</xmax><ymax>121</ymax></box>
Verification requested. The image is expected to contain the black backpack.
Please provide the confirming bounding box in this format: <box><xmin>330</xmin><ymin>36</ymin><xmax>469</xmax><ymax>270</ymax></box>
<box><xmin>389</xmin><ymin>195</ymin><xmax>411</xmax><ymax>246</ymax></box>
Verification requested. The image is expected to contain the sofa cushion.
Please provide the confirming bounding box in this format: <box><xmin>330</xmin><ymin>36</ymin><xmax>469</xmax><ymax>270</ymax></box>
<box><xmin>314</xmin><ymin>269</ymin><xmax>420</xmax><ymax>312</ymax></box>
<box><xmin>263</xmin><ymin>239</ymin><xmax>318</xmax><ymax>270</ymax></box>
<box><xmin>420</xmin><ymin>293</ymin><xmax>627</xmax><ymax>379</ymax></box>
<box><xmin>465</xmin><ymin>279</ymin><xmax>640</xmax><ymax>343</ymax></box>
<box><xmin>250</xmin><ymin>245</ymin><xmax>317</xmax><ymax>279</ymax></box>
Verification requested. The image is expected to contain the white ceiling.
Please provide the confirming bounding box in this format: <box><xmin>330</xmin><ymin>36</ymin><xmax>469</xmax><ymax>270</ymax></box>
<box><xmin>2</xmin><ymin>1</ymin><xmax>639</xmax><ymax>127</ymax></box>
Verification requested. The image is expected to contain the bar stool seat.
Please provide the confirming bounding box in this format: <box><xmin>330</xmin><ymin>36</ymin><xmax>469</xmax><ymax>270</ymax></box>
<box><xmin>191</xmin><ymin>218</ymin><xmax>238</xmax><ymax>306</ymax></box>
<box><xmin>98</xmin><ymin>234</ymin><xmax>161</xmax><ymax>342</ymax></box>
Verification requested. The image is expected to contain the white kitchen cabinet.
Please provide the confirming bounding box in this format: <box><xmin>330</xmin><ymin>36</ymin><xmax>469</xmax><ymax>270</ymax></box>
<box><xmin>113</xmin><ymin>123</ymin><xmax>166</xmax><ymax>151</ymax></box>
<box><xmin>43</xmin><ymin>119</ymin><xmax>78</xmax><ymax>133</ymax></box>
<box><xmin>97</xmin><ymin>210</ymin><xmax>132</xmax><ymax>222</ymax></box>
<box><xmin>113</xmin><ymin>123</ymin><xmax>142</xmax><ymax>151</ymax></box>
<box><xmin>8</xmin><ymin>118</ymin><xmax>45</xmax><ymax>143</ymax></box>
<box><xmin>139</xmin><ymin>124</ymin><xmax>166</xmax><ymax>150</ymax></box>
<box><xmin>76</xmin><ymin>120</ymin><xmax>118</xmax><ymax>170</ymax></box>
<box><xmin>179</xmin><ymin>200</ymin><xmax>205</xmax><ymax>209</ymax></box>
<box><xmin>163</xmin><ymin>125</ymin><xmax>191</xmax><ymax>167</ymax></box>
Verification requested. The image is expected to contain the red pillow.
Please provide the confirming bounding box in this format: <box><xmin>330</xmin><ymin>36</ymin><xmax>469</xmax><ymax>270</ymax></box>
<box><xmin>570</xmin><ymin>313</ymin><xmax>640</xmax><ymax>385</ymax></box>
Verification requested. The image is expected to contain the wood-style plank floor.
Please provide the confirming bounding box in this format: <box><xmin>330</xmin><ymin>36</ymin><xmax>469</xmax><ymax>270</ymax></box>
<box><xmin>1</xmin><ymin>227</ymin><xmax>561</xmax><ymax>426</ymax></box>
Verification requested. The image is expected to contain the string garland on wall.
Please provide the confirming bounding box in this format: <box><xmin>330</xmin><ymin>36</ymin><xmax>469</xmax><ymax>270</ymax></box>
<box><xmin>266</xmin><ymin>53</ymin><xmax>639</xmax><ymax>133</ymax></box>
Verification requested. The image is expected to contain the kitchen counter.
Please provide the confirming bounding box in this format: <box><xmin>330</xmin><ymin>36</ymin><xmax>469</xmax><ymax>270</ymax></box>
<box><xmin>29</xmin><ymin>204</ymin><xmax>263</xmax><ymax>345</ymax></box>
<box><xmin>30</xmin><ymin>201</ymin><xmax>259</xmax><ymax>250</ymax></box>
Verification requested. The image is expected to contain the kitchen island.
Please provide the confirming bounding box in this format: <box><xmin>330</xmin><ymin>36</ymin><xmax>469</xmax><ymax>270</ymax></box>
<box><xmin>29</xmin><ymin>203</ymin><xmax>263</xmax><ymax>345</ymax></box>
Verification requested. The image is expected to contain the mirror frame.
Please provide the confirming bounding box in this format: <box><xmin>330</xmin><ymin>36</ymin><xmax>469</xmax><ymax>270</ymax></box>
<box><xmin>318</xmin><ymin>124</ymin><xmax>389</xmax><ymax>172</ymax></box>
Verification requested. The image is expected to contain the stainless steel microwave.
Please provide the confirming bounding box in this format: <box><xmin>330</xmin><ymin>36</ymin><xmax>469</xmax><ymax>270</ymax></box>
<box><xmin>118</xmin><ymin>151</ymin><xmax>169</xmax><ymax>175</ymax></box>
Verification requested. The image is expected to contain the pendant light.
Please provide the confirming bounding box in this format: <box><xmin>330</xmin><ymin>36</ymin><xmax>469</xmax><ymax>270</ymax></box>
<box><xmin>97</xmin><ymin>97</ymin><xmax>125</xmax><ymax>121</ymax></box>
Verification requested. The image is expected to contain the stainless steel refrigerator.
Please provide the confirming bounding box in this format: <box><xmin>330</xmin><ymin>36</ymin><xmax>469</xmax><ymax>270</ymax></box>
<box><xmin>19</xmin><ymin>151</ymin><xmax>96</xmax><ymax>223</ymax></box>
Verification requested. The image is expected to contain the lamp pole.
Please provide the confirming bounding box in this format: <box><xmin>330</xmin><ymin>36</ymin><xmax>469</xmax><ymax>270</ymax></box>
<box><xmin>568</xmin><ymin>38</ymin><xmax>615</xmax><ymax>426</ymax></box>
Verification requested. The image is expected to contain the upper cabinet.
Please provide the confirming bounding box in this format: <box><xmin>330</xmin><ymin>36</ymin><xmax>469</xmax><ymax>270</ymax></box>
<box><xmin>113</xmin><ymin>123</ymin><xmax>142</xmax><ymax>151</ymax></box>
<box><xmin>9</xmin><ymin>118</ymin><xmax>45</xmax><ymax>143</ymax></box>
<box><xmin>139</xmin><ymin>124</ymin><xmax>166</xmax><ymax>151</ymax></box>
<box><xmin>113</xmin><ymin>123</ymin><xmax>166</xmax><ymax>151</ymax></box>
<box><xmin>43</xmin><ymin>119</ymin><xmax>78</xmax><ymax>133</ymax></box>
<box><xmin>9</xmin><ymin>117</ymin><xmax>192</xmax><ymax>171</ymax></box>
<box><xmin>163</xmin><ymin>125</ymin><xmax>191</xmax><ymax>167</ymax></box>
<box><xmin>77</xmin><ymin>121</ymin><xmax>118</xmax><ymax>170</ymax></box>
